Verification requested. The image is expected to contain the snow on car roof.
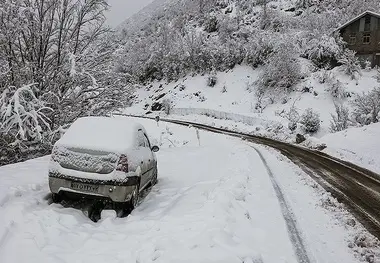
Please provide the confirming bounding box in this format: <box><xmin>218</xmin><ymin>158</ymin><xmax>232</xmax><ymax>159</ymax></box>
<box><xmin>55</xmin><ymin>116</ymin><xmax>145</xmax><ymax>153</ymax></box>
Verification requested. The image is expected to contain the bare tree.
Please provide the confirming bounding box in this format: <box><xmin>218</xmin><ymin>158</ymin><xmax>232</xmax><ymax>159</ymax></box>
<box><xmin>0</xmin><ymin>0</ymin><xmax>109</xmax><ymax>93</ymax></box>
<box><xmin>257</xmin><ymin>0</ymin><xmax>269</xmax><ymax>30</ymax></box>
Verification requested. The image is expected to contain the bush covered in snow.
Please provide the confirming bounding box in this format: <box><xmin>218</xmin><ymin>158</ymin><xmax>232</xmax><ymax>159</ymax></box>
<box><xmin>207</xmin><ymin>75</ymin><xmax>218</xmax><ymax>87</ymax></box>
<box><xmin>287</xmin><ymin>105</ymin><xmax>301</xmax><ymax>132</ymax></box>
<box><xmin>0</xmin><ymin>85</ymin><xmax>52</xmax><ymax>143</ymax></box>
<box><xmin>300</xmin><ymin>108</ymin><xmax>321</xmax><ymax>133</ymax></box>
<box><xmin>351</xmin><ymin>87</ymin><xmax>380</xmax><ymax>125</ymax></box>
<box><xmin>255</xmin><ymin>43</ymin><xmax>301</xmax><ymax>104</ymax></box>
<box><xmin>328</xmin><ymin>80</ymin><xmax>348</xmax><ymax>99</ymax></box>
<box><xmin>301</xmin><ymin>34</ymin><xmax>343</xmax><ymax>68</ymax></box>
<box><xmin>330</xmin><ymin>103</ymin><xmax>350</xmax><ymax>132</ymax></box>
<box><xmin>204</xmin><ymin>16</ymin><xmax>219</xmax><ymax>33</ymax></box>
<box><xmin>162</xmin><ymin>99</ymin><xmax>173</xmax><ymax>115</ymax></box>
<box><xmin>338</xmin><ymin>49</ymin><xmax>362</xmax><ymax>80</ymax></box>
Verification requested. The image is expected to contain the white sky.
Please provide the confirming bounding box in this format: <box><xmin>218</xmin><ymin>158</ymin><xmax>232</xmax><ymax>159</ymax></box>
<box><xmin>105</xmin><ymin>0</ymin><xmax>155</xmax><ymax>27</ymax></box>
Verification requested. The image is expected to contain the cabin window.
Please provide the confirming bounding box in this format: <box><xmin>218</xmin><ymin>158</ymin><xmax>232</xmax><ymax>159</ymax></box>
<box><xmin>349</xmin><ymin>35</ymin><xmax>356</xmax><ymax>45</ymax></box>
<box><xmin>363</xmin><ymin>33</ymin><xmax>371</xmax><ymax>44</ymax></box>
<box><xmin>364</xmin><ymin>16</ymin><xmax>371</xmax><ymax>31</ymax></box>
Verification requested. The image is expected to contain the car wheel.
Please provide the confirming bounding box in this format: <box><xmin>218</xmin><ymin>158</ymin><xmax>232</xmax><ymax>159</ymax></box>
<box><xmin>129</xmin><ymin>185</ymin><xmax>140</xmax><ymax>210</ymax></box>
<box><xmin>151</xmin><ymin>168</ymin><xmax>158</xmax><ymax>186</ymax></box>
<box><xmin>51</xmin><ymin>193</ymin><xmax>62</xmax><ymax>203</ymax></box>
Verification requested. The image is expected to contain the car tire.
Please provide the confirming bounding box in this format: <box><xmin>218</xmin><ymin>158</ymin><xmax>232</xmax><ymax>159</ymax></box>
<box><xmin>151</xmin><ymin>168</ymin><xmax>158</xmax><ymax>186</ymax></box>
<box><xmin>129</xmin><ymin>185</ymin><xmax>140</xmax><ymax>210</ymax></box>
<box><xmin>51</xmin><ymin>193</ymin><xmax>62</xmax><ymax>203</ymax></box>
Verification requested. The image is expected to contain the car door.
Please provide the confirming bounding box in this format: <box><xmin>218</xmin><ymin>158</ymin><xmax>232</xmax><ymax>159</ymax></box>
<box><xmin>143</xmin><ymin>133</ymin><xmax>155</xmax><ymax>182</ymax></box>
<box><xmin>136</xmin><ymin>130</ymin><xmax>149</xmax><ymax>189</ymax></box>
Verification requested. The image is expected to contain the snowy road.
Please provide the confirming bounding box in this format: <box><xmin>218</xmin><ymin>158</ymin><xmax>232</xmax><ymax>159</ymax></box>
<box><xmin>0</xmin><ymin>118</ymin><xmax>359</xmax><ymax>263</ymax></box>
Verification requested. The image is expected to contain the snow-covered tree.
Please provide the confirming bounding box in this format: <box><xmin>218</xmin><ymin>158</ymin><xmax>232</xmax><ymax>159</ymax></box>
<box><xmin>256</xmin><ymin>42</ymin><xmax>301</xmax><ymax>103</ymax></box>
<box><xmin>330</xmin><ymin>103</ymin><xmax>350</xmax><ymax>132</ymax></box>
<box><xmin>351</xmin><ymin>87</ymin><xmax>380</xmax><ymax>125</ymax></box>
<box><xmin>0</xmin><ymin>84</ymin><xmax>52</xmax><ymax>143</ymax></box>
<box><xmin>300</xmin><ymin>108</ymin><xmax>321</xmax><ymax>133</ymax></box>
<box><xmin>0</xmin><ymin>0</ymin><xmax>130</xmax><ymax>165</ymax></box>
<box><xmin>301</xmin><ymin>34</ymin><xmax>343</xmax><ymax>68</ymax></box>
<box><xmin>338</xmin><ymin>49</ymin><xmax>362</xmax><ymax>80</ymax></box>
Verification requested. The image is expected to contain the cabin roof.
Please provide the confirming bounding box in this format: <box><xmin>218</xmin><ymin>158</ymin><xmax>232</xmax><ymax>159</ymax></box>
<box><xmin>335</xmin><ymin>10</ymin><xmax>380</xmax><ymax>32</ymax></box>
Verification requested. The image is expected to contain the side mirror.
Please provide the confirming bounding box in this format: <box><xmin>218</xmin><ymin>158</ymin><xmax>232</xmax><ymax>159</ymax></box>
<box><xmin>151</xmin><ymin>145</ymin><xmax>159</xmax><ymax>152</ymax></box>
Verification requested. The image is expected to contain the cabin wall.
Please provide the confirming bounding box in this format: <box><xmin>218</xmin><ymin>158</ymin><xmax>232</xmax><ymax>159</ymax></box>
<box><xmin>340</xmin><ymin>14</ymin><xmax>380</xmax><ymax>67</ymax></box>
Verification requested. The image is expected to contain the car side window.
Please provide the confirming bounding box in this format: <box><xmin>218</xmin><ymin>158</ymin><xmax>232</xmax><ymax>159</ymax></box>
<box><xmin>137</xmin><ymin>130</ymin><xmax>146</xmax><ymax>148</ymax></box>
<box><xmin>143</xmin><ymin>134</ymin><xmax>151</xmax><ymax>148</ymax></box>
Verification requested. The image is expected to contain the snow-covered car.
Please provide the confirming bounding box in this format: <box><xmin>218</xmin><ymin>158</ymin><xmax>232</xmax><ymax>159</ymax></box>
<box><xmin>48</xmin><ymin>116</ymin><xmax>159</xmax><ymax>210</ymax></box>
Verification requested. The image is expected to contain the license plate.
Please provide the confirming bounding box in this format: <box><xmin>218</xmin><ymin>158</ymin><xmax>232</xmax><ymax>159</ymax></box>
<box><xmin>70</xmin><ymin>182</ymin><xmax>99</xmax><ymax>193</ymax></box>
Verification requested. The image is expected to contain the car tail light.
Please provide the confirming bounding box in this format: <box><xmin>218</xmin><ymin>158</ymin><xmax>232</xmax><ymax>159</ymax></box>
<box><xmin>116</xmin><ymin>154</ymin><xmax>129</xmax><ymax>173</ymax></box>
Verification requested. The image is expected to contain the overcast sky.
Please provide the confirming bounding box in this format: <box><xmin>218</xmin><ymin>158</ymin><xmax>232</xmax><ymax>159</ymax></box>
<box><xmin>105</xmin><ymin>0</ymin><xmax>155</xmax><ymax>27</ymax></box>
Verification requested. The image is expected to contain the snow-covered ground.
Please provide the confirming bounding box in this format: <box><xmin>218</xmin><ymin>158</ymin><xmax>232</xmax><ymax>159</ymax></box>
<box><xmin>0</xmin><ymin>117</ymin><xmax>376</xmax><ymax>263</ymax></box>
<box><xmin>319</xmin><ymin>122</ymin><xmax>380</xmax><ymax>174</ymax></box>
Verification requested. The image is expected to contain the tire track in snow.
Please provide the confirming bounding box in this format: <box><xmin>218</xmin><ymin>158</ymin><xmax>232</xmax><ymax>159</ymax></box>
<box><xmin>252</xmin><ymin>146</ymin><xmax>312</xmax><ymax>263</ymax></box>
<box><xmin>0</xmin><ymin>221</ymin><xmax>15</xmax><ymax>253</ymax></box>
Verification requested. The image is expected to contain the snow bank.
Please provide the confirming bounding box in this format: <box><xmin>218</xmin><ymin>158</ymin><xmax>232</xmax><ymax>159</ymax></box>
<box><xmin>171</xmin><ymin>107</ymin><xmax>280</xmax><ymax>127</ymax></box>
<box><xmin>321</xmin><ymin>123</ymin><xmax>380</xmax><ymax>174</ymax></box>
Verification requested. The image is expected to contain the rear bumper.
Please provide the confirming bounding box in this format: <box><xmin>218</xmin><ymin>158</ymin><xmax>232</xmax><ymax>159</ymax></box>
<box><xmin>49</xmin><ymin>173</ymin><xmax>138</xmax><ymax>202</ymax></box>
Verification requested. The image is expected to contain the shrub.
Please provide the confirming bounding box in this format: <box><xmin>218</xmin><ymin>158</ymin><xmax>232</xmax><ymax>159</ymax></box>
<box><xmin>179</xmin><ymin>84</ymin><xmax>186</xmax><ymax>91</ymax></box>
<box><xmin>351</xmin><ymin>87</ymin><xmax>380</xmax><ymax>125</ymax></box>
<box><xmin>330</xmin><ymin>103</ymin><xmax>350</xmax><ymax>132</ymax></box>
<box><xmin>328</xmin><ymin>80</ymin><xmax>347</xmax><ymax>99</ymax></box>
<box><xmin>204</xmin><ymin>16</ymin><xmax>218</xmax><ymax>33</ymax></box>
<box><xmin>245</xmin><ymin>35</ymin><xmax>273</xmax><ymax>68</ymax></box>
<box><xmin>207</xmin><ymin>75</ymin><xmax>217</xmax><ymax>87</ymax></box>
<box><xmin>256</xmin><ymin>43</ymin><xmax>301</xmax><ymax>103</ymax></box>
<box><xmin>162</xmin><ymin>99</ymin><xmax>172</xmax><ymax>115</ymax></box>
<box><xmin>287</xmin><ymin>105</ymin><xmax>300</xmax><ymax>131</ymax></box>
<box><xmin>300</xmin><ymin>108</ymin><xmax>321</xmax><ymax>133</ymax></box>
<box><xmin>316</xmin><ymin>69</ymin><xmax>334</xmax><ymax>84</ymax></box>
<box><xmin>0</xmin><ymin>84</ymin><xmax>52</xmax><ymax>143</ymax></box>
<box><xmin>364</xmin><ymin>60</ymin><xmax>372</xmax><ymax>71</ymax></box>
<box><xmin>338</xmin><ymin>49</ymin><xmax>362</xmax><ymax>80</ymax></box>
<box><xmin>302</xmin><ymin>34</ymin><xmax>342</xmax><ymax>68</ymax></box>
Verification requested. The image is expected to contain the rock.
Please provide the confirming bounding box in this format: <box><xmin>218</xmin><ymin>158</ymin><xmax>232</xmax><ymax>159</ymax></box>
<box><xmin>346</xmin><ymin>218</ymin><xmax>356</xmax><ymax>227</ymax></box>
<box><xmin>285</xmin><ymin>7</ymin><xmax>296</xmax><ymax>12</ymax></box>
<box><xmin>207</xmin><ymin>76</ymin><xmax>217</xmax><ymax>87</ymax></box>
<box><xmin>154</xmin><ymin>93</ymin><xmax>166</xmax><ymax>101</ymax></box>
<box><xmin>313</xmin><ymin>91</ymin><xmax>318</xmax><ymax>96</ymax></box>
<box><xmin>225</xmin><ymin>7</ymin><xmax>233</xmax><ymax>14</ymax></box>
<box><xmin>315</xmin><ymin>144</ymin><xmax>327</xmax><ymax>151</ymax></box>
<box><xmin>151</xmin><ymin>102</ymin><xmax>163</xmax><ymax>111</ymax></box>
<box><xmin>296</xmin><ymin>134</ymin><xmax>306</xmax><ymax>144</ymax></box>
<box><xmin>301</xmin><ymin>86</ymin><xmax>311</xmax><ymax>93</ymax></box>
<box><xmin>365</xmin><ymin>254</ymin><xmax>375</xmax><ymax>263</ymax></box>
<box><xmin>288</xmin><ymin>122</ymin><xmax>297</xmax><ymax>131</ymax></box>
<box><xmin>295</xmin><ymin>10</ymin><xmax>303</xmax><ymax>16</ymax></box>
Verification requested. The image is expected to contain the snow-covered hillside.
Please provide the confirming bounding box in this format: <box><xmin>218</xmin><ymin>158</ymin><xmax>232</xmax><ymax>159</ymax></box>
<box><xmin>128</xmin><ymin>65</ymin><xmax>377</xmax><ymax>134</ymax></box>
<box><xmin>125</xmin><ymin>65</ymin><xmax>380</xmax><ymax>173</ymax></box>
<box><xmin>0</xmin><ymin>117</ymin><xmax>377</xmax><ymax>263</ymax></box>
